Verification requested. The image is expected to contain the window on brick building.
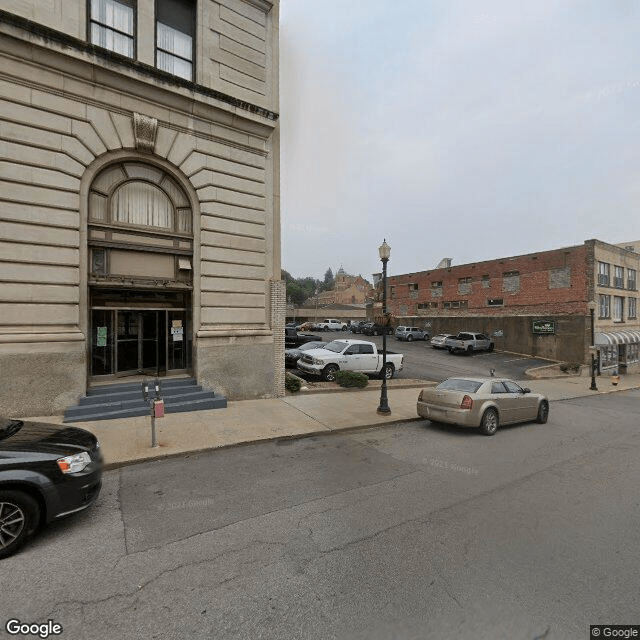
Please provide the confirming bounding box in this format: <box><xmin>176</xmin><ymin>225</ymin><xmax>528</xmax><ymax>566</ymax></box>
<box><xmin>481</xmin><ymin>275</ymin><xmax>490</xmax><ymax>288</ymax></box>
<box><xmin>431</xmin><ymin>281</ymin><xmax>443</xmax><ymax>288</ymax></box>
<box><xmin>628</xmin><ymin>269</ymin><xmax>637</xmax><ymax>290</ymax></box>
<box><xmin>629</xmin><ymin>297</ymin><xmax>637</xmax><ymax>319</ymax></box>
<box><xmin>408</xmin><ymin>283</ymin><xmax>418</xmax><ymax>291</ymax></box>
<box><xmin>89</xmin><ymin>0</ymin><xmax>135</xmax><ymax>58</ymax></box>
<box><xmin>390</xmin><ymin>286</ymin><xmax>395</xmax><ymax>299</ymax></box>
<box><xmin>614</xmin><ymin>265</ymin><xmax>624</xmax><ymax>288</ymax></box>
<box><xmin>613</xmin><ymin>296</ymin><xmax>624</xmax><ymax>321</ymax></box>
<box><xmin>487</xmin><ymin>298</ymin><xmax>504</xmax><ymax>306</ymax></box>
<box><xmin>598</xmin><ymin>262</ymin><xmax>610</xmax><ymax>286</ymax></box>
<box><xmin>599</xmin><ymin>294</ymin><xmax>611</xmax><ymax>319</ymax></box>
<box><xmin>458</xmin><ymin>277</ymin><xmax>472</xmax><ymax>284</ymax></box>
<box><xmin>417</xmin><ymin>302</ymin><xmax>438</xmax><ymax>309</ymax></box>
<box><xmin>502</xmin><ymin>271</ymin><xmax>520</xmax><ymax>293</ymax></box>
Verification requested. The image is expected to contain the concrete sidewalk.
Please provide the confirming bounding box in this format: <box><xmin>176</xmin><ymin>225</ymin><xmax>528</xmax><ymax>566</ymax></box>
<box><xmin>27</xmin><ymin>373</ymin><xmax>640</xmax><ymax>469</ymax></box>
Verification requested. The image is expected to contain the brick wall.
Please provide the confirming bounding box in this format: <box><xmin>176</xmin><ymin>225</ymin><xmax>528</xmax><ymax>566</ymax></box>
<box><xmin>271</xmin><ymin>279</ymin><xmax>286</xmax><ymax>397</ymax></box>
<box><xmin>388</xmin><ymin>244</ymin><xmax>589</xmax><ymax>319</ymax></box>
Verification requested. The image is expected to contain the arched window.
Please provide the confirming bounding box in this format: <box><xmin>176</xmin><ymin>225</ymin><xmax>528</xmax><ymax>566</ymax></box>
<box><xmin>89</xmin><ymin>162</ymin><xmax>192</xmax><ymax>234</ymax></box>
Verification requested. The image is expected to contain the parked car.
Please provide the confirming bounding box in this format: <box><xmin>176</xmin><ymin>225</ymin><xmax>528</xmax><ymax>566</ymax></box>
<box><xmin>445</xmin><ymin>332</ymin><xmax>494</xmax><ymax>354</ymax></box>
<box><xmin>394</xmin><ymin>326</ymin><xmax>430</xmax><ymax>342</ymax></box>
<box><xmin>316</xmin><ymin>319</ymin><xmax>348</xmax><ymax>331</ymax></box>
<box><xmin>430</xmin><ymin>334</ymin><xmax>455</xmax><ymax>349</ymax></box>
<box><xmin>0</xmin><ymin>418</ymin><xmax>103</xmax><ymax>558</ymax></box>
<box><xmin>285</xmin><ymin>340</ymin><xmax>325</xmax><ymax>368</ymax></box>
<box><xmin>416</xmin><ymin>377</ymin><xmax>549</xmax><ymax>435</ymax></box>
<box><xmin>348</xmin><ymin>321</ymin><xmax>366</xmax><ymax>333</ymax></box>
<box><xmin>362</xmin><ymin>323</ymin><xmax>393</xmax><ymax>336</ymax></box>
<box><xmin>297</xmin><ymin>339</ymin><xmax>404</xmax><ymax>381</ymax></box>
<box><xmin>285</xmin><ymin>327</ymin><xmax>323</xmax><ymax>349</ymax></box>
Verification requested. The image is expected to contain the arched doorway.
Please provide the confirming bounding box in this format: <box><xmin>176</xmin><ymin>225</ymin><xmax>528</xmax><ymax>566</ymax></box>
<box><xmin>87</xmin><ymin>162</ymin><xmax>194</xmax><ymax>378</ymax></box>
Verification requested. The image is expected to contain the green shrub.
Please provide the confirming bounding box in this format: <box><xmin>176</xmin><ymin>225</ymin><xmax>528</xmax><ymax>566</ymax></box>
<box><xmin>559</xmin><ymin>362</ymin><xmax>581</xmax><ymax>373</ymax></box>
<box><xmin>335</xmin><ymin>370</ymin><xmax>369</xmax><ymax>388</ymax></box>
<box><xmin>285</xmin><ymin>372</ymin><xmax>302</xmax><ymax>392</ymax></box>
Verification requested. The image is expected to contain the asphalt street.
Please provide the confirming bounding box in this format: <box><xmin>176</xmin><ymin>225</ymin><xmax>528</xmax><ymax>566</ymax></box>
<box><xmin>3</xmin><ymin>391</ymin><xmax>639</xmax><ymax>639</ymax></box>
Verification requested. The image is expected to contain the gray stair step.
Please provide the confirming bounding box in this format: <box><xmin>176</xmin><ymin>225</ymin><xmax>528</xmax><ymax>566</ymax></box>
<box><xmin>79</xmin><ymin>386</ymin><xmax>205</xmax><ymax>405</ymax></box>
<box><xmin>64</xmin><ymin>377</ymin><xmax>226</xmax><ymax>423</ymax></box>
<box><xmin>88</xmin><ymin>378</ymin><xmax>197</xmax><ymax>396</ymax></box>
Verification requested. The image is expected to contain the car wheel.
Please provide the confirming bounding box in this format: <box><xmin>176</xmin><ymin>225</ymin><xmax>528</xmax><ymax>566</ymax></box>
<box><xmin>374</xmin><ymin>329</ymin><xmax>379</xmax><ymax>336</ymax></box>
<box><xmin>0</xmin><ymin>490</ymin><xmax>40</xmax><ymax>559</ymax></box>
<box><xmin>448</xmin><ymin>347</ymin><xmax>454</xmax><ymax>354</ymax></box>
<box><xmin>479</xmin><ymin>408</ymin><xmax>499</xmax><ymax>436</ymax></box>
<box><xmin>342</xmin><ymin>326</ymin><xmax>347</xmax><ymax>331</ymax></box>
<box><xmin>488</xmin><ymin>343</ymin><xmax>494</xmax><ymax>352</ymax></box>
<box><xmin>407</xmin><ymin>335</ymin><xmax>413</xmax><ymax>342</ymax></box>
<box><xmin>380</xmin><ymin>363</ymin><xmax>394</xmax><ymax>379</ymax></box>
<box><xmin>322</xmin><ymin>364</ymin><xmax>339</xmax><ymax>382</ymax></box>
<box><xmin>536</xmin><ymin>400</ymin><xmax>549</xmax><ymax>424</ymax></box>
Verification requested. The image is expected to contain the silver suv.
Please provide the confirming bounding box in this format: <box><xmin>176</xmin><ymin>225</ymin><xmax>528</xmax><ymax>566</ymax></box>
<box><xmin>394</xmin><ymin>326</ymin><xmax>429</xmax><ymax>342</ymax></box>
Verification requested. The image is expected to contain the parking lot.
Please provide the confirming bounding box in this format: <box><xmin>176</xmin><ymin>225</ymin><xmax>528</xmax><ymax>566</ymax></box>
<box><xmin>291</xmin><ymin>330</ymin><xmax>552</xmax><ymax>382</ymax></box>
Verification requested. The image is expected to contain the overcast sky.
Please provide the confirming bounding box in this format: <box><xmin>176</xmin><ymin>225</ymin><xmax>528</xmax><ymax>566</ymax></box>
<box><xmin>279</xmin><ymin>0</ymin><xmax>640</xmax><ymax>281</ymax></box>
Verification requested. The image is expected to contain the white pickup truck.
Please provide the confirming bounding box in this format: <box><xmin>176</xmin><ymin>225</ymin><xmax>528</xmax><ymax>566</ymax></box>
<box><xmin>316</xmin><ymin>318</ymin><xmax>348</xmax><ymax>331</ymax></box>
<box><xmin>445</xmin><ymin>332</ymin><xmax>494</xmax><ymax>354</ymax></box>
<box><xmin>296</xmin><ymin>339</ymin><xmax>404</xmax><ymax>381</ymax></box>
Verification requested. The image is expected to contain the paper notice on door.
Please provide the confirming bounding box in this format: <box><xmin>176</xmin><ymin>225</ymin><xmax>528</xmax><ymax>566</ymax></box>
<box><xmin>172</xmin><ymin>319</ymin><xmax>182</xmax><ymax>328</ymax></box>
<box><xmin>171</xmin><ymin>326</ymin><xmax>184</xmax><ymax>341</ymax></box>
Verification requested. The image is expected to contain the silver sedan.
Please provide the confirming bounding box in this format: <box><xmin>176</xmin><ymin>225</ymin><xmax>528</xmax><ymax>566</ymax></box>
<box><xmin>417</xmin><ymin>377</ymin><xmax>549</xmax><ymax>435</ymax></box>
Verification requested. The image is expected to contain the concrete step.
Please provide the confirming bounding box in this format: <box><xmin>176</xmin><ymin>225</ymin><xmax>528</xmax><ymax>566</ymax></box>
<box><xmin>79</xmin><ymin>385</ymin><xmax>205</xmax><ymax>406</ymax></box>
<box><xmin>64</xmin><ymin>378</ymin><xmax>227</xmax><ymax>422</ymax></box>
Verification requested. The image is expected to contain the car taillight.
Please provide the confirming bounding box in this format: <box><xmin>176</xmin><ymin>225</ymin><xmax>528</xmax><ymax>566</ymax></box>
<box><xmin>418</xmin><ymin>390</ymin><xmax>424</xmax><ymax>402</ymax></box>
<box><xmin>460</xmin><ymin>395</ymin><xmax>473</xmax><ymax>410</ymax></box>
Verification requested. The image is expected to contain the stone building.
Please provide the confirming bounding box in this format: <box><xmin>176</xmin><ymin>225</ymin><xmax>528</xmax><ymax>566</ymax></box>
<box><xmin>386</xmin><ymin>239</ymin><xmax>640</xmax><ymax>373</ymax></box>
<box><xmin>315</xmin><ymin>269</ymin><xmax>373</xmax><ymax>305</ymax></box>
<box><xmin>0</xmin><ymin>0</ymin><xmax>282</xmax><ymax>417</ymax></box>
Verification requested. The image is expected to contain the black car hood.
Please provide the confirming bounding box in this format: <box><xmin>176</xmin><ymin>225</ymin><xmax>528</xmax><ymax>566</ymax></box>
<box><xmin>0</xmin><ymin>420</ymin><xmax>97</xmax><ymax>456</ymax></box>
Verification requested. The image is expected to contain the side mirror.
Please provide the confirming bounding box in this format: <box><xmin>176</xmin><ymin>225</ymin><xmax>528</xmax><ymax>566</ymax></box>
<box><xmin>522</xmin><ymin>388</ymin><xmax>531</xmax><ymax>394</ymax></box>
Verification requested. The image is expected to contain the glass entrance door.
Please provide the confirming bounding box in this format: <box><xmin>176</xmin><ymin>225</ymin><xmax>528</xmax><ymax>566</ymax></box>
<box><xmin>90</xmin><ymin>302</ymin><xmax>190</xmax><ymax>378</ymax></box>
<box><xmin>116</xmin><ymin>311</ymin><xmax>160</xmax><ymax>375</ymax></box>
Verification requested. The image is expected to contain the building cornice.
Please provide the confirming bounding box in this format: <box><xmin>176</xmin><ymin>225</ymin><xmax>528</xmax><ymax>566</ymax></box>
<box><xmin>0</xmin><ymin>9</ymin><xmax>279</xmax><ymax>122</ymax></box>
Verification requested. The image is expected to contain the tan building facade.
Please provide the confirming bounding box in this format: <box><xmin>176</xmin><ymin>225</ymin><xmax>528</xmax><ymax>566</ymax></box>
<box><xmin>0</xmin><ymin>0</ymin><xmax>282</xmax><ymax>416</ymax></box>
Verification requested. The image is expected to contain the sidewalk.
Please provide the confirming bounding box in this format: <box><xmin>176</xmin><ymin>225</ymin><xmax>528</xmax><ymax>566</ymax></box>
<box><xmin>27</xmin><ymin>373</ymin><xmax>640</xmax><ymax>469</ymax></box>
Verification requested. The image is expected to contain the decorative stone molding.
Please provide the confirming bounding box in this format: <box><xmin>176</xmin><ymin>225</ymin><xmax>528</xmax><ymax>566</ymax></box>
<box><xmin>133</xmin><ymin>113</ymin><xmax>158</xmax><ymax>152</ymax></box>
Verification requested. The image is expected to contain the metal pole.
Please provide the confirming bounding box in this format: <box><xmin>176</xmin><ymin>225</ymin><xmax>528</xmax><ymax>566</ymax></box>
<box><xmin>377</xmin><ymin>256</ymin><xmax>390</xmax><ymax>414</ymax></box>
<box><xmin>590</xmin><ymin>353</ymin><xmax>598</xmax><ymax>391</ymax></box>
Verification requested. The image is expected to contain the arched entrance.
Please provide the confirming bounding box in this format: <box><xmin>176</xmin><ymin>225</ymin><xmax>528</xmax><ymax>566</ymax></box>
<box><xmin>87</xmin><ymin>162</ymin><xmax>194</xmax><ymax>378</ymax></box>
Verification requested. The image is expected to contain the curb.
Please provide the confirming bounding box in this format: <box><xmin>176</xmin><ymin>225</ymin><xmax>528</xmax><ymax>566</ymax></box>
<box><xmin>103</xmin><ymin>416</ymin><xmax>425</xmax><ymax>471</ymax></box>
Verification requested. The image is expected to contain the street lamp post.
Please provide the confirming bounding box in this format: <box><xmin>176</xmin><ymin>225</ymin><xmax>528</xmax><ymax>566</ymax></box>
<box><xmin>377</xmin><ymin>240</ymin><xmax>391</xmax><ymax>415</ymax></box>
<box><xmin>587</xmin><ymin>301</ymin><xmax>598</xmax><ymax>391</ymax></box>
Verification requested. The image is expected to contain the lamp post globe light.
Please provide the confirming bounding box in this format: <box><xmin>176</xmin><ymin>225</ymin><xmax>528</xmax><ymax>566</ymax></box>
<box><xmin>377</xmin><ymin>240</ymin><xmax>391</xmax><ymax>415</ymax></box>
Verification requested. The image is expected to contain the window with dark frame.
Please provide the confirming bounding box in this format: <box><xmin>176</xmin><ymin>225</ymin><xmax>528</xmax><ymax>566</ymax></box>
<box><xmin>628</xmin><ymin>268</ymin><xmax>637</xmax><ymax>291</ymax></box>
<box><xmin>89</xmin><ymin>0</ymin><xmax>135</xmax><ymax>58</ymax></box>
<box><xmin>599</xmin><ymin>294</ymin><xmax>611</xmax><ymax>319</ymax></box>
<box><xmin>598</xmin><ymin>261</ymin><xmax>610</xmax><ymax>286</ymax></box>
<box><xmin>156</xmin><ymin>0</ymin><xmax>196</xmax><ymax>81</ymax></box>
<box><xmin>614</xmin><ymin>265</ymin><xmax>624</xmax><ymax>288</ymax></box>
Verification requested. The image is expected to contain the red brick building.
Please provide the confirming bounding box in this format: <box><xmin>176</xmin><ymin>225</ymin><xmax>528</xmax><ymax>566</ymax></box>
<box><xmin>385</xmin><ymin>239</ymin><xmax>640</xmax><ymax>371</ymax></box>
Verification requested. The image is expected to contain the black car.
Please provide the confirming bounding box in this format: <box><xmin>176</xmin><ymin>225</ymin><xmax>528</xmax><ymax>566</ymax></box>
<box><xmin>284</xmin><ymin>340</ymin><xmax>325</xmax><ymax>368</ymax></box>
<box><xmin>0</xmin><ymin>418</ymin><xmax>102</xmax><ymax>559</ymax></box>
<box><xmin>284</xmin><ymin>327</ymin><xmax>324</xmax><ymax>349</ymax></box>
<box><xmin>362</xmin><ymin>323</ymin><xmax>393</xmax><ymax>336</ymax></box>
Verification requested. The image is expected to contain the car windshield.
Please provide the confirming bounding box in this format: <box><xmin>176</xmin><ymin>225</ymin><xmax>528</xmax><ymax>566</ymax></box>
<box><xmin>299</xmin><ymin>341</ymin><xmax>324</xmax><ymax>351</ymax></box>
<box><xmin>0</xmin><ymin>418</ymin><xmax>23</xmax><ymax>441</ymax></box>
<box><xmin>436</xmin><ymin>379</ymin><xmax>483</xmax><ymax>393</ymax></box>
<box><xmin>323</xmin><ymin>341</ymin><xmax>349</xmax><ymax>353</ymax></box>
